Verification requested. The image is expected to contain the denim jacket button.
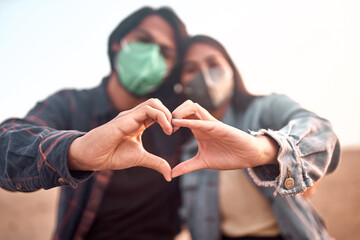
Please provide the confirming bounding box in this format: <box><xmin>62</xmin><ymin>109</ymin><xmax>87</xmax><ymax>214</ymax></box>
<box><xmin>58</xmin><ymin>177</ymin><xmax>67</xmax><ymax>185</ymax></box>
<box><xmin>284</xmin><ymin>177</ymin><xmax>295</xmax><ymax>190</ymax></box>
<box><xmin>284</xmin><ymin>168</ymin><xmax>295</xmax><ymax>190</ymax></box>
<box><xmin>15</xmin><ymin>183</ymin><xmax>22</xmax><ymax>190</ymax></box>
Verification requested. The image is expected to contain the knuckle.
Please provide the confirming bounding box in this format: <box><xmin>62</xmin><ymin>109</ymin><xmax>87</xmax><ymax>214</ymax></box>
<box><xmin>118</xmin><ymin>110</ymin><xmax>129</xmax><ymax>117</ymax></box>
<box><xmin>148</xmin><ymin>98</ymin><xmax>161</xmax><ymax>105</ymax></box>
<box><xmin>194</xmin><ymin>103</ymin><xmax>201</xmax><ymax>109</ymax></box>
<box><xmin>142</xmin><ymin>105</ymin><xmax>152</xmax><ymax>111</ymax></box>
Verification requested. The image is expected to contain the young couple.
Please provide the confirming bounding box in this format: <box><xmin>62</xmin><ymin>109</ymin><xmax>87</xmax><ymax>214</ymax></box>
<box><xmin>0</xmin><ymin>6</ymin><xmax>340</xmax><ymax>240</ymax></box>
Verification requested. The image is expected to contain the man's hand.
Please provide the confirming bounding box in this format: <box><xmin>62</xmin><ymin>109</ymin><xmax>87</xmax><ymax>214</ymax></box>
<box><xmin>171</xmin><ymin>100</ymin><xmax>279</xmax><ymax>178</ymax></box>
<box><xmin>68</xmin><ymin>98</ymin><xmax>173</xmax><ymax>181</ymax></box>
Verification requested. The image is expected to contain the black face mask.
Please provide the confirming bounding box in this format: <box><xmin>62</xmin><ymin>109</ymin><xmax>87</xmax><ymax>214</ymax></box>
<box><xmin>177</xmin><ymin>68</ymin><xmax>234</xmax><ymax>111</ymax></box>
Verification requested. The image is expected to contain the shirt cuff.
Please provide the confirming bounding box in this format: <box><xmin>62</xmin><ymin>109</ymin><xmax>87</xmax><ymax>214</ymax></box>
<box><xmin>39</xmin><ymin>131</ymin><xmax>94</xmax><ymax>189</ymax></box>
<box><xmin>248</xmin><ymin>129</ymin><xmax>312</xmax><ymax>196</ymax></box>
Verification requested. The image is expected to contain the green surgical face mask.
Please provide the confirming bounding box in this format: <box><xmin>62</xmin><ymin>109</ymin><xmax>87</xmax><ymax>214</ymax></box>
<box><xmin>115</xmin><ymin>41</ymin><xmax>167</xmax><ymax>97</ymax></box>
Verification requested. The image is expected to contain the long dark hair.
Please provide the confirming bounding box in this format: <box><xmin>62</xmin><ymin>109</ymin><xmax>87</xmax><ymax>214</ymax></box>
<box><xmin>176</xmin><ymin>35</ymin><xmax>256</xmax><ymax>112</ymax></box>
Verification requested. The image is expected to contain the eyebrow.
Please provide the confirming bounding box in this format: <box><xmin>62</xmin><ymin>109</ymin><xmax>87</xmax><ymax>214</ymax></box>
<box><xmin>131</xmin><ymin>28</ymin><xmax>176</xmax><ymax>55</ymax></box>
<box><xmin>183</xmin><ymin>54</ymin><xmax>221</xmax><ymax>66</ymax></box>
<box><xmin>131</xmin><ymin>29</ymin><xmax>154</xmax><ymax>41</ymax></box>
<box><xmin>205</xmin><ymin>54</ymin><xmax>222</xmax><ymax>62</ymax></box>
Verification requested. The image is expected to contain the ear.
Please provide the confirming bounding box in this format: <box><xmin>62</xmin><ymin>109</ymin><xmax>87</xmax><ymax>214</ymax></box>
<box><xmin>111</xmin><ymin>42</ymin><xmax>121</xmax><ymax>52</ymax></box>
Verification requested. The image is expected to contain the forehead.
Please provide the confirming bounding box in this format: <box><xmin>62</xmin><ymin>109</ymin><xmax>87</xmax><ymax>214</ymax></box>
<box><xmin>183</xmin><ymin>42</ymin><xmax>224</xmax><ymax>63</ymax></box>
<box><xmin>135</xmin><ymin>14</ymin><xmax>176</xmax><ymax>49</ymax></box>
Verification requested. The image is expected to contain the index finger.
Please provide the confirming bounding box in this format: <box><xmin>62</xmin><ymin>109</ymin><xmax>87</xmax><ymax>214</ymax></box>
<box><xmin>134</xmin><ymin>98</ymin><xmax>173</xmax><ymax>125</ymax></box>
<box><xmin>171</xmin><ymin>118</ymin><xmax>214</xmax><ymax>131</ymax></box>
<box><xmin>138</xmin><ymin>105</ymin><xmax>173</xmax><ymax>135</ymax></box>
<box><xmin>172</xmin><ymin>100</ymin><xmax>208</xmax><ymax>120</ymax></box>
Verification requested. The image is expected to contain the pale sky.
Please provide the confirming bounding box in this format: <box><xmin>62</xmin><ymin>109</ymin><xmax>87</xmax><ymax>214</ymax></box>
<box><xmin>0</xmin><ymin>0</ymin><xmax>359</xmax><ymax>148</ymax></box>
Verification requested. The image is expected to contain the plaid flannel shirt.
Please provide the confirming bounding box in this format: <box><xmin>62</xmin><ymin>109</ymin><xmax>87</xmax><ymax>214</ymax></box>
<box><xmin>0</xmin><ymin>77</ymin><xmax>181</xmax><ymax>239</ymax></box>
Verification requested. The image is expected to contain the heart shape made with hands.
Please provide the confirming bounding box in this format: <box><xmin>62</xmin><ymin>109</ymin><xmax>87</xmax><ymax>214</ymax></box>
<box><xmin>108</xmin><ymin>98</ymin><xmax>272</xmax><ymax>182</ymax></box>
<box><xmin>70</xmin><ymin>98</ymin><xmax>271</xmax><ymax>183</ymax></box>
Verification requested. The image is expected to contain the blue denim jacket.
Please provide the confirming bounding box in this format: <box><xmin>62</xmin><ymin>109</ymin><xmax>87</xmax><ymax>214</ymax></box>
<box><xmin>179</xmin><ymin>94</ymin><xmax>340</xmax><ymax>240</ymax></box>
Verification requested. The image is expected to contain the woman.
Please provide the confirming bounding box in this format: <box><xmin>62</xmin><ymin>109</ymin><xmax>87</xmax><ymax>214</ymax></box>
<box><xmin>172</xmin><ymin>35</ymin><xmax>340</xmax><ymax>240</ymax></box>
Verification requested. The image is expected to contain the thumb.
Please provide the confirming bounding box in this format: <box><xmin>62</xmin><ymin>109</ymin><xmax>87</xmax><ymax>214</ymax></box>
<box><xmin>139</xmin><ymin>152</ymin><xmax>172</xmax><ymax>182</ymax></box>
<box><xmin>171</xmin><ymin>158</ymin><xmax>204</xmax><ymax>178</ymax></box>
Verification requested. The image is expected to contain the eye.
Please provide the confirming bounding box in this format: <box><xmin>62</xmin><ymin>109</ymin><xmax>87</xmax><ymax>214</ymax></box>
<box><xmin>129</xmin><ymin>30</ymin><xmax>153</xmax><ymax>43</ymax></box>
<box><xmin>161</xmin><ymin>47</ymin><xmax>176</xmax><ymax>61</ymax></box>
<box><xmin>137</xmin><ymin>35</ymin><xmax>153</xmax><ymax>43</ymax></box>
<box><xmin>208</xmin><ymin>60</ymin><xmax>220</xmax><ymax>69</ymax></box>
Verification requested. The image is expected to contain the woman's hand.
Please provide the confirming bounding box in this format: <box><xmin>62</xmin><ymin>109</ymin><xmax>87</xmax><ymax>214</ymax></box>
<box><xmin>171</xmin><ymin>100</ymin><xmax>279</xmax><ymax>178</ymax></box>
<box><xmin>68</xmin><ymin>98</ymin><xmax>173</xmax><ymax>181</ymax></box>
<box><xmin>302</xmin><ymin>181</ymin><xmax>320</xmax><ymax>198</ymax></box>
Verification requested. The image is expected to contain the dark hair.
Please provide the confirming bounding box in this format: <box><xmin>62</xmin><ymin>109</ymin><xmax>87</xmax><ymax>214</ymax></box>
<box><xmin>108</xmin><ymin>6</ymin><xmax>187</xmax><ymax>71</ymax></box>
<box><xmin>176</xmin><ymin>35</ymin><xmax>256</xmax><ymax>112</ymax></box>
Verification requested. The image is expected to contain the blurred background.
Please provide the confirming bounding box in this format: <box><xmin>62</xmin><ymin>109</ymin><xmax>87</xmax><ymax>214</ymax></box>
<box><xmin>0</xmin><ymin>0</ymin><xmax>359</xmax><ymax>239</ymax></box>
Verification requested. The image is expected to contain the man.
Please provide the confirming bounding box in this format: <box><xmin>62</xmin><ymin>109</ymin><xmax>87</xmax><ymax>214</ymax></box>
<box><xmin>0</xmin><ymin>7</ymin><xmax>188</xmax><ymax>239</ymax></box>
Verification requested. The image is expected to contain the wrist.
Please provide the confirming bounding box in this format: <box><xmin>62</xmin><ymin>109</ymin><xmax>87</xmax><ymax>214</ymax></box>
<box><xmin>256</xmin><ymin>135</ymin><xmax>279</xmax><ymax>165</ymax></box>
<box><xmin>67</xmin><ymin>137</ymin><xmax>86</xmax><ymax>171</ymax></box>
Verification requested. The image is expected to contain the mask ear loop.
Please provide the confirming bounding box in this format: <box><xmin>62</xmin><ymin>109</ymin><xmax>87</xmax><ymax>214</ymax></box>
<box><xmin>120</xmin><ymin>39</ymin><xmax>130</xmax><ymax>52</ymax></box>
<box><xmin>222</xmin><ymin>67</ymin><xmax>235</xmax><ymax>84</ymax></box>
<box><xmin>115</xmin><ymin>39</ymin><xmax>130</xmax><ymax>74</ymax></box>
